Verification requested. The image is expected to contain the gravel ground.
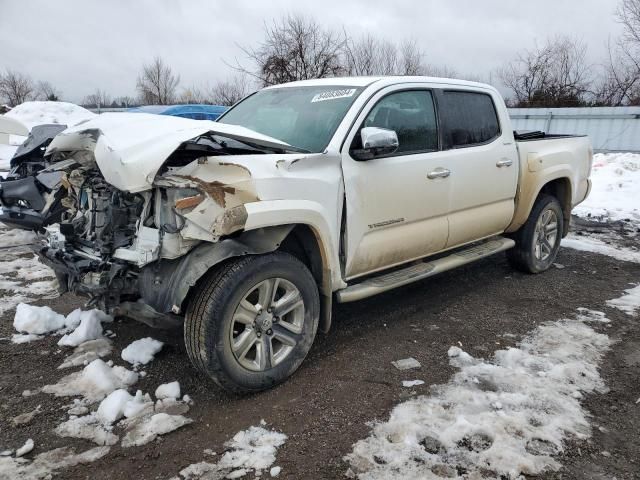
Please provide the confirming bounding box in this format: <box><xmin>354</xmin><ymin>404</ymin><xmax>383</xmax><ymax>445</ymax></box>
<box><xmin>0</xmin><ymin>223</ymin><xmax>638</xmax><ymax>480</ymax></box>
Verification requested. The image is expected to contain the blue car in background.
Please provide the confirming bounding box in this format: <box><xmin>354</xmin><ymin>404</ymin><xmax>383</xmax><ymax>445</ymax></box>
<box><xmin>127</xmin><ymin>104</ymin><xmax>228</xmax><ymax>121</ymax></box>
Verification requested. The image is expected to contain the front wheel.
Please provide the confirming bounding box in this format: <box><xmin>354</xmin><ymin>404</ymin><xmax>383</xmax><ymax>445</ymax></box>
<box><xmin>184</xmin><ymin>252</ymin><xmax>320</xmax><ymax>394</ymax></box>
<box><xmin>507</xmin><ymin>194</ymin><xmax>564</xmax><ymax>273</ymax></box>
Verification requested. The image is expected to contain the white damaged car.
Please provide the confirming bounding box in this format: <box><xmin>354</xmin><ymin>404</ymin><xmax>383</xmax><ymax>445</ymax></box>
<box><xmin>0</xmin><ymin>77</ymin><xmax>592</xmax><ymax>393</ymax></box>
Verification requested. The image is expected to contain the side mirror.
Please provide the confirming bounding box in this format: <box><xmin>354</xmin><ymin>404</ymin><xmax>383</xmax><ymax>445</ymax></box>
<box><xmin>351</xmin><ymin>127</ymin><xmax>399</xmax><ymax>161</ymax></box>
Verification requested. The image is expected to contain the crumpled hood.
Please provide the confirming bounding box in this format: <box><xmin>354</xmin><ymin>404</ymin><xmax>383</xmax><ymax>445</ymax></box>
<box><xmin>45</xmin><ymin>112</ymin><xmax>292</xmax><ymax>192</ymax></box>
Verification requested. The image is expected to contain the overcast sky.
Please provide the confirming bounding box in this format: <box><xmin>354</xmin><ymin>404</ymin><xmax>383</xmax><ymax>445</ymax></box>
<box><xmin>0</xmin><ymin>0</ymin><xmax>623</xmax><ymax>103</ymax></box>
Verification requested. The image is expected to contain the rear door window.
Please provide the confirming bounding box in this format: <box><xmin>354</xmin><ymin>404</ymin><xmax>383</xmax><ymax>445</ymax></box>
<box><xmin>439</xmin><ymin>91</ymin><xmax>500</xmax><ymax>148</ymax></box>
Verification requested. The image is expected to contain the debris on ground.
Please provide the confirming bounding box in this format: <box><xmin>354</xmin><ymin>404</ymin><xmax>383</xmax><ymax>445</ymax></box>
<box><xmin>401</xmin><ymin>380</ymin><xmax>424</xmax><ymax>388</ymax></box>
<box><xmin>391</xmin><ymin>358</ymin><xmax>421</xmax><ymax>371</ymax></box>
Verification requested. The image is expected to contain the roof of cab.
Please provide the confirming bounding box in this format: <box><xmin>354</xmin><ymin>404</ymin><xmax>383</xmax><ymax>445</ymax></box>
<box><xmin>266</xmin><ymin>76</ymin><xmax>495</xmax><ymax>91</ymax></box>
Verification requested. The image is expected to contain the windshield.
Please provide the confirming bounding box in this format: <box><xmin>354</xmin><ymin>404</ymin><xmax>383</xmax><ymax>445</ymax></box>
<box><xmin>218</xmin><ymin>85</ymin><xmax>365</xmax><ymax>153</ymax></box>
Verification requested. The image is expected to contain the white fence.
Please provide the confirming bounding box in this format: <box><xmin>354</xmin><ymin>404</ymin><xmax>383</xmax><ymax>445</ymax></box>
<box><xmin>508</xmin><ymin>107</ymin><xmax>640</xmax><ymax>153</ymax></box>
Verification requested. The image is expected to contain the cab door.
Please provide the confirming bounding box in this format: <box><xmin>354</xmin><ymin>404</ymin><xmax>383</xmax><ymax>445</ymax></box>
<box><xmin>436</xmin><ymin>89</ymin><xmax>518</xmax><ymax>247</ymax></box>
<box><xmin>340</xmin><ymin>87</ymin><xmax>451</xmax><ymax>280</ymax></box>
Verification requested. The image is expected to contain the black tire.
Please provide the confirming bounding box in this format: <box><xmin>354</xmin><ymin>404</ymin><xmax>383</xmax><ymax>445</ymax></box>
<box><xmin>507</xmin><ymin>194</ymin><xmax>564</xmax><ymax>274</ymax></box>
<box><xmin>184</xmin><ymin>252</ymin><xmax>320</xmax><ymax>394</ymax></box>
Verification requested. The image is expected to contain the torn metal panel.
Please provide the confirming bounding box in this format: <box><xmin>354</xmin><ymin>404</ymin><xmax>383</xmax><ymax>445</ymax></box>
<box><xmin>44</xmin><ymin>113</ymin><xmax>294</xmax><ymax>193</ymax></box>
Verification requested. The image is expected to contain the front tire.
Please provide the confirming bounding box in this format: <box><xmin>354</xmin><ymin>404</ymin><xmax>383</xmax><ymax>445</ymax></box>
<box><xmin>184</xmin><ymin>252</ymin><xmax>320</xmax><ymax>394</ymax></box>
<box><xmin>507</xmin><ymin>194</ymin><xmax>563</xmax><ymax>273</ymax></box>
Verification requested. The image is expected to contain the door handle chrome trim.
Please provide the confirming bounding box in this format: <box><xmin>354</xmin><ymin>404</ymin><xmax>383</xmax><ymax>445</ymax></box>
<box><xmin>427</xmin><ymin>168</ymin><xmax>451</xmax><ymax>179</ymax></box>
<box><xmin>496</xmin><ymin>159</ymin><xmax>513</xmax><ymax>167</ymax></box>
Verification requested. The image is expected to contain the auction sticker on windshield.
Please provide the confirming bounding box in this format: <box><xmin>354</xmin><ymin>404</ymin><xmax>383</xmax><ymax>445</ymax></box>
<box><xmin>311</xmin><ymin>89</ymin><xmax>357</xmax><ymax>102</ymax></box>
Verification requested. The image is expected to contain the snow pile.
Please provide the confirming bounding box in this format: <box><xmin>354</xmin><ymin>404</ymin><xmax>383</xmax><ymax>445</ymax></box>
<box><xmin>607</xmin><ymin>284</ymin><xmax>640</xmax><ymax>316</ymax></box>
<box><xmin>55</xmin><ymin>384</ymin><xmax>193</xmax><ymax>448</ymax></box>
<box><xmin>0</xmin><ymin>227</ymin><xmax>37</xmax><ymax>248</ymax></box>
<box><xmin>121</xmin><ymin>337</ymin><xmax>164</xmax><ymax>365</ymax></box>
<box><xmin>4</xmin><ymin>101</ymin><xmax>95</xmax><ymax>130</ymax></box>
<box><xmin>15</xmin><ymin>439</ymin><xmax>34</xmax><ymax>458</ymax></box>
<box><xmin>0</xmin><ymin>446</ymin><xmax>109</xmax><ymax>480</ymax></box>
<box><xmin>121</xmin><ymin>413</ymin><xmax>192</xmax><ymax>448</ymax></box>
<box><xmin>155</xmin><ymin>381</ymin><xmax>180</xmax><ymax>400</ymax></box>
<box><xmin>0</xmin><ymin>255</ymin><xmax>55</xmax><ymax>281</ymax></box>
<box><xmin>574</xmin><ymin>152</ymin><xmax>640</xmax><ymax>224</ymax></box>
<box><xmin>345</xmin><ymin>308</ymin><xmax>613</xmax><ymax>479</ymax></box>
<box><xmin>176</xmin><ymin>425</ymin><xmax>287</xmax><ymax>479</ymax></box>
<box><xmin>562</xmin><ymin>235</ymin><xmax>640</xmax><ymax>263</ymax></box>
<box><xmin>42</xmin><ymin>359</ymin><xmax>138</xmax><ymax>402</ymax></box>
<box><xmin>58</xmin><ymin>338</ymin><xmax>113</xmax><ymax>369</ymax></box>
<box><xmin>55</xmin><ymin>415</ymin><xmax>119</xmax><ymax>446</ymax></box>
<box><xmin>0</xmin><ymin>144</ymin><xmax>19</xmax><ymax>171</ymax></box>
<box><xmin>58</xmin><ymin>309</ymin><xmax>112</xmax><ymax>347</ymax></box>
<box><xmin>12</xmin><ymin>333</ymin><xmax>43</xmax><ymax>344</ymax></box>
<box><xmin>13</xmin><ymin>304</ymin><xmax>66</xmax><ymax>335</ymax></box>
<box><xmin>0</xmin><ymin>231</ymin><xmax>57</xmax><ymax>316</ymax></box>
<box><xmin>11</xmin><ymin>305</ymin><xmax>113</xmax><ymax>345</ymax></box>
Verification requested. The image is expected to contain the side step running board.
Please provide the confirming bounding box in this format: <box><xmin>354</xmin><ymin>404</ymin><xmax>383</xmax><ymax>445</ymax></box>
<box><xmin>336</xmin><ymin>236</ymin><xmax>515</xmax><ymax>303</ymax></box>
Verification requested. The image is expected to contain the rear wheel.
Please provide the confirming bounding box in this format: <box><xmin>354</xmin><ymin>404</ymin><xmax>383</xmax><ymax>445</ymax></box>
<box><xmin>184</xmin><ymin>252</ymin><xmax>320</xmax><ymax>394</ymax></box>
<box><xmin>507</xmin><ymin>194</ymin><xmax>563</xmax><ymax>273</ymax></box>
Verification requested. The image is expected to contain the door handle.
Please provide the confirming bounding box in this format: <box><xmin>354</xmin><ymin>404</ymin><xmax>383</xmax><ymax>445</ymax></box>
<box><xmin>427</xmin><ymin>168</ymin><xmax>451</xmax><ymax>179</ymax></box>
<box><xmin>496</xmin><ymin>158</ymin><xmax>513</xmax><ymax>167</ymax></box>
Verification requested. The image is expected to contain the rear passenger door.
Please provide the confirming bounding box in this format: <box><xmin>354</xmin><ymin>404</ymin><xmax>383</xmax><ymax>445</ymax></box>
<box><xmin>436</xmin><ymin>89</ymin><xmax>518</xmax><ymax>248</ymax></box>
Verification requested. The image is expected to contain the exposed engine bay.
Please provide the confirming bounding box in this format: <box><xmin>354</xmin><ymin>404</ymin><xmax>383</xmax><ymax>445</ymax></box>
<box><xmin>0</xmin><ymin>113</ymin><xmax>300</xmax><ymax>327</ymax></box>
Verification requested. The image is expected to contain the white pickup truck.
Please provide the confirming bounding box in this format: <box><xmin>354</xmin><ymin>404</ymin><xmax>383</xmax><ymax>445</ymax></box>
<box><xmin>0</xmin><ymin>76</ymin><xmax>592</xmax><ymax>392</ymax></box>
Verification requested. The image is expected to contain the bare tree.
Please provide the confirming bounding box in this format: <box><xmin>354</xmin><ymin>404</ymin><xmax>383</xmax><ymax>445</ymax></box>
<box><xmin>83</xmin><ymin>89</ymin><xmax>112</xmax><ymax>109</ymax></box>
<box><xmin>499</xmin><ymin>36</ymin><xmax>591</xmax><ymax>107</ymax></box>
<box><xmin>114</xmin><ymin>96</ymin><xmax>136</xmax><ymax>108</ymax></box>
<box><xmin>344</xmin><ymin>36</ymin><xmax>428</xmax><ymax>76</ymax></box>
<box><xmin>208</xmin><ymin>76</ymin><xmax>253</xmax><ymax>106</ymax></box>
<box><xmin>0</xmin><ymin>70</ymin><xmax>35</xmax><ymax>106</ymax></box>
<box><xmin>178</xmin><ymin>85</ymin><xmax>206</xmax><ymax>104</ymax></box>
<box><xmin>136</xmin><ymin>56</ymin><xmax>180</xmax><ymax>105</ymax></box>
<box><xmin>36</xmin><ymin>81</ymin><xmax>61</xmax><ymax>101</ymax></box>
<box><xmin>343</xmin><ymin>34</ymin><xmax>397</xmax><ymax>75</ymax></box>
<box><xmin>593</xmin><ymin>0</ymin><xmax>640</xmax><ymax>105</ymax></box>
<box><xmin>398</xmin><ymin>40</ymin><xmax>425</xmax><ymax>75</ymax></box>
<box><xmin>233</xmin><ymin>14</ymin><xmax>346</xmax><ymax>86</ymax></box>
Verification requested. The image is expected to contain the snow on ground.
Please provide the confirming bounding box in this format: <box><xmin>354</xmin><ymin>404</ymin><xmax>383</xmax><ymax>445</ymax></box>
<box><xmin>574</xmin><ymin>152</ymin><xmax>640</xmax><ymax>225</ymax></box>
<box><xmin>0</xmin><ymin>226</ymin><xmax>57</xmax><ymax>316</ymax></box>
<box><xmin>42</xmin><ymin>359</ymin><xmax>139</xmax><ymax>402</ymax></box>
<box><xmin>0</xmin><ymin>143</ymin><xmax>18</xmax><ymax>172</ymax></box>
<box><xmin>345</xmin><ymin>304</ymin><xmax>618</xmax><ymax>479</ymax></box>
<box><xmin>4</xmin><ymin>101</ymin><xmax>95</xmax><ymax>130</ymax></box>
<box><xmin>58</xmin><ymin>309</ymin><xmax>112</xmax><ymax>347</ymax></box>
<box><xmin>156</xmin><ymin>381</ymin><xmax>180</xmax><ymax>400</ymax></box>
<box><xmin>121</xmin><ymin>337</ymin><xmax>164</xmax><ymax>365</ymax></box>
<box><xmin>0</xmin><ymin>446</ymin><xmax>110</xmax><ymax>480</ymax></box>
<box><xmin>121</xmin><ymin>413</ymin><xmax>192</xmax><ymax>448</ymax></box>
<box><xmin>58</xmin><ymin>338</ymin><xmax>113</xmax><ymax>369</ymax></box>
<box><xmin>562</xmin><ymin>234</ymin><xmax>640</xmax><ymax>263</ymax></box>
<box><xmin>175</xmin><ymin>425</ymin><xmax>288</xmax><ymax>480</ymax></box>
<box><xmin>607</xmin><ymin>284</ymin><xmax>640</xmax><ymax>316</ymax></box>
<box><xmin>13</xmin><ymin>304</ymin><xmax>66</xmax><ymax>335</ymax></box>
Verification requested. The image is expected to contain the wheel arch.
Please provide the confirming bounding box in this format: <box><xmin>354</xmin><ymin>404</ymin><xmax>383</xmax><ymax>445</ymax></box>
<box><xmin>538</xmin><ymin>177</ymin><xmax>572</xmax><ymax>237</ymax></box>
<box><xmin>507</xmin><ymin>174</ymin><xmax>573</xmax><ymax>237</ymax></box>
<box><xmin>138</xmin><ymin>222</ymin><xmax>335</xmax><ymax>332</ymax></box>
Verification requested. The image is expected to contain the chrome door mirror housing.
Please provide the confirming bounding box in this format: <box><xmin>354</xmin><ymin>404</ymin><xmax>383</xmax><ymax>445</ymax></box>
<box><xmin>351</xmin><ymin>127</ymin><xmax>399</xmax><ymax>160</ymax></box>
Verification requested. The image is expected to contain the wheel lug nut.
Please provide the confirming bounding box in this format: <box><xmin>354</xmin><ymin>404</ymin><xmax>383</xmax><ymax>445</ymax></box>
<box><xmin>267</xmin><ymin>329</ymin><xmax>273</xmax><ymax>335</ymax></box>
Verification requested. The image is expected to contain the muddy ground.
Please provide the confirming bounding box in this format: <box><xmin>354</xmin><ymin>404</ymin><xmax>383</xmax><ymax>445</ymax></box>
<box><xmin>0</xmin><ymin>224</ymin><xmax>639</xmax><ymax>479</ymax></box>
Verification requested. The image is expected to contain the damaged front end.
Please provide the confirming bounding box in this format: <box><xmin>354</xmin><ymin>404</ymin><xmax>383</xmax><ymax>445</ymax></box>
<box><xmin>0</xmin><ymin>124</ymin><xmax>68</xmax><ymax>230</ymax></box>
<box><xmin>17</xmin><ymin>113</ymin><xmax>293</xmax><ymax>328</ymax></box>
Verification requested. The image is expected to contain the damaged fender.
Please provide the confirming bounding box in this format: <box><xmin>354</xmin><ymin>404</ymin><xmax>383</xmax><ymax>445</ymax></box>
<box><xmin>138</xmin><ymin>225</ymin><xmax>294</xmax><ymax>314</ymax></box>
